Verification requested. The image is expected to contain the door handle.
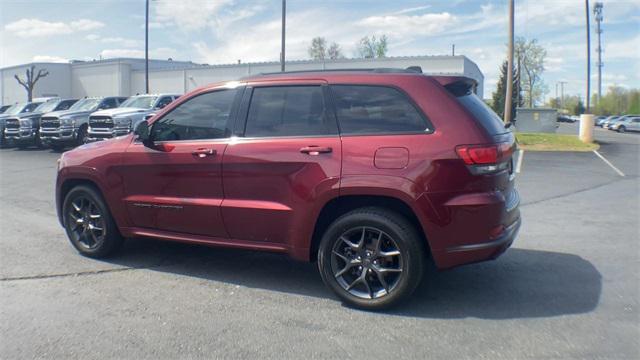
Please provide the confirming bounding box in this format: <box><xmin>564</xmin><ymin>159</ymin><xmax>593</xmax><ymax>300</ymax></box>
<box><xmin>300</xmin><ymin>146</ymin><xmax>333</xmax><ymax>155</ymax></box>
<box><xmin>192</xmin><ymin>148</ymin><xmax>217</xmax><ymax>158</ymax></box>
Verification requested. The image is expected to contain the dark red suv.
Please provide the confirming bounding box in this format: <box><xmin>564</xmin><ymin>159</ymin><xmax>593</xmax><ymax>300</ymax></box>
<box><xmin>56</xmin><ymin>69</ymin><xmax>520</xmax><ymax>309</ymax></box>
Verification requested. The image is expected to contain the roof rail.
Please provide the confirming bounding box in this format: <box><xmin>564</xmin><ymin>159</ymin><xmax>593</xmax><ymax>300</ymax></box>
<box><xmin>246</xmin><ymin>66</ymin><xmax>424</xmax><ymax>78</ymax></box>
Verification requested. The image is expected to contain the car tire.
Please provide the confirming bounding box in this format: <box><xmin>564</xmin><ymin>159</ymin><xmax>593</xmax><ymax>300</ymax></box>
<box><xmin>618</xmin><ymin>126</ymin><xmax>626</xmax><ymax>133</ymax></box>
<box><xmin>76</xmin><ymin>126</ymin><xmax>88</xmax><ymax>146</ymax></box>
<box><xmin>62</xmin><ymin>185</ymin><xmax>124</xmax><ymax>258</ymax></box>
<box><xmin>317</xmin><ymin>207</ymin><xmax>425</xmax><ymax>310</ymax></box>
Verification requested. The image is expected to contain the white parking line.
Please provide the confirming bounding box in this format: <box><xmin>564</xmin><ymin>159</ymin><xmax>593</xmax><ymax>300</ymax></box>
<box><xmin>593</xmin><ymin>150</ymin><xmax>625</xmax><ymax>177</ymax></box>
<box><xmin>515</xmin><ymin>149</ymin><xmax>524</xmax><ymax>173</ymax></box>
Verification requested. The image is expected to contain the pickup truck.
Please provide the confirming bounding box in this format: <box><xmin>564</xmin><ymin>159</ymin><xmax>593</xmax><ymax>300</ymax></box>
<box><xmin>1</xmin><ymin>101</ymin><xmax>45</xmax><ymax>148</ymax></box>
<box><xmin>87</xmin><ymin>94</ymin><xmax>180</xmax><ymax>142</ymax></box>
<box><xmin>4</xmin><ymin>98</ymin><xmax>78</xmax><ymax>148</ymax></box>
<box><xmin>40</xmin><ymin>97</ymin><xmax>127</xmax><ymax>151</ymax></box>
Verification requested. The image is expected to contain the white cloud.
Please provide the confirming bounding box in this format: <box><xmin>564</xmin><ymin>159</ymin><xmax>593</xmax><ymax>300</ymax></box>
<box><xmin>5</xmin><ymin>18</ymin><xmax>104</xmax><ymax>38</ymax></box>
<box><xmin>357</xmin><ymin>12</ymin><xmax>457</xmax><ymax>37</ymax></box>
<box><xmin>99</xmin><ymin>47</ymin><xmax>177</xmax><ymax>60</ymax></box>
<box><xmin>32</xmin><ymin>55</ymin><xmax>69</xmax><ymax>63</ymax></box>
<box><xmin>69</xmin><ymin>19</ymin><xmax>104</xmax><ymax>31</ymax></box>
<box><xmin>5</xmin><ymin>19</ymin><xmax>72</xmax><ymax>37</ymax></box>
<box><xmin>86</xmin><ymin>34</ymin><xmax>140</xmax><ymax>48</ymax></box>
<box><xmin>154</xmin><ymin>0</ymin><xmax>232</xmax><ymax>31</ymax></box>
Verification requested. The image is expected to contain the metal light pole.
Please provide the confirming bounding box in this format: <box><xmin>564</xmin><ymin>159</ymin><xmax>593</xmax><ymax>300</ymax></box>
<box><xmin>280</xmin><ymin>0</ymin><xmax>286</xmax><ymax>72</ymax></box>
<box><xmin>585</xmin><ymin>0</ymin><xmax>591</xmax><ymax>113</ymax></box>
<box><xmin>580</xmin><ymin>0</ymin><xmax>595</xmax><ymax>143</ymax></box>
<box><xmin>503</xmin><ymin>0</ymin><xmax>515</xmax><ymax>124</ymax></box>
<box><xmin>145</xmin><ymin>0</ymin><xmax>150</xmax><ymax>94</ymax></box>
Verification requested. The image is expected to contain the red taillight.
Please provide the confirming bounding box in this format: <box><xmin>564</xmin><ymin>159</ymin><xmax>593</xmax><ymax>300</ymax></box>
<box><xmin>456</xmin><ymin>142</ymin><xmax>513</xmax><ymax>165</ymax></box>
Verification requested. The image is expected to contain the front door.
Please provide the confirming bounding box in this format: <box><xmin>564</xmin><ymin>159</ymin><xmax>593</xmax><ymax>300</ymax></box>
<box><xmin>222</xmin><ymin>83</ymin><xmax>342</xmax><ymax>244</ymax></box>
<box><xmin>120</xmin><ymin>88</ymin><xmax>242</xmax><ymax>238</ymax></box>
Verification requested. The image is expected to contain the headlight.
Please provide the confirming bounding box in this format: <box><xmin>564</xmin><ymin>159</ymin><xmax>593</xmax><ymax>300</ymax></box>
<box><xmin>20</xmin><ymin>118</ymin><xmax>33</xmax><ymax>127</ymax></box>
<box><xmin>61</xmin><ymin>117</ymin><xmax>76</xmax><ymax>126</ymax></box>
<box><xmin>114</xmin><ymin>117</ymin><xmax>132</xmax><ymax>127</ymax></box>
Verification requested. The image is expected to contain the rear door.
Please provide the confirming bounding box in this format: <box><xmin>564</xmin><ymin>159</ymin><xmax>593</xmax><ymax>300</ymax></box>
<box><xmin>120</xmin><ymin>88</ymin><xmax>243</xmax><ymax>238</ymax></box>
<box><xmin>221</xmin><ymin>82</ymin><xmax>341</xmax><ymax>244</ymax></box>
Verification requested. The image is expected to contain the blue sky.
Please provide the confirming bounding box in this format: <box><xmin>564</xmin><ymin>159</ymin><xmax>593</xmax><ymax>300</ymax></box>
<box><xmin>1</xmin><ymin>0</ymin><xmax>638</xmax><ymax>101</ymax></box>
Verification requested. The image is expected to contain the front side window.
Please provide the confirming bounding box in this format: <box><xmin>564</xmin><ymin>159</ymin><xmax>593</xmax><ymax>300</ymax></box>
<box><xmin>155</xmin><ymin>96</ymin><xmax>174</xmax><ymax>109</ymax></box>
<box><xmin>151</xmin><ymin>89</ymin><xmax>237</xmax><ymax>141</ymax></box>
<box><xmin>100</xmin><ymin>98</ymin><xmax>118</xmax><ymax>109</ymax></box>
<box><xmin>331</xmin><ymin>85</ymin><xmax>429</xmax><ymax>135</ymax></box>
<box><xmin>244</xmin><ymin>86</ymin><xmax>334</xmax><ymax>137</ymax></box>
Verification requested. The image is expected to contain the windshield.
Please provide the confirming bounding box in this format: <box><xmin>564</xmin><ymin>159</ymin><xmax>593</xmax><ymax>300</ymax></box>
<box><xmin>69</xmin><ymin>98</ymin><xmax>101</xmax><ymax>111</ymax></box>
<box><xmin>119</xmin><ymin>96</ymin><xmax>157</xmax><ymax>109</ymax></box>
<box><xmin>35</xmin><ymin>101</ymin><xmax>61</xmax><ymax>114</ymax></box>
<box><xmin>4</xmin><ymin>104</ymin><xmax>23</xmax><ymax>115</ymax></box>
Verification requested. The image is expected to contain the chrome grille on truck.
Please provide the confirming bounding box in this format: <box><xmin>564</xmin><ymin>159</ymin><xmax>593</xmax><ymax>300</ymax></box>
<box><xmin>41</xmin><ymin>116</ymin><xmax>60</xmax><ymax>129</ymax></box>
<box><xmin>89</xmin><ymin>116</ymin><xmax>113</xmax><ymax>129</ymax></box>
<box><xmin>5</xmin><ymin>118</ymin><xmax>19</xmax><ymax>129</ymax></box>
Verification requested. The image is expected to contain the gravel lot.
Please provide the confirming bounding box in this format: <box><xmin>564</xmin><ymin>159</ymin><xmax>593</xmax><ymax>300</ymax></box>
<box><xmin>1</xmin><ymin>124</ymin><xmax>638</xmax><ymax>359</ymax></box>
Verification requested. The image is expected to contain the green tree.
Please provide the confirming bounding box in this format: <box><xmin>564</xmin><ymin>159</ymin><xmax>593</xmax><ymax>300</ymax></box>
<box><xmin>515</xmin><ymin>37</ymin><xmax>547</xmax><ymax>107</ymax></box>
<box><xmin>308</xmin><ymin>37</ymin><xmax>327</xmax><ymax>60</ymax></box>
<box><xmin>491</xmin><ymin>60</ymin><xmax>522</xmax><ymax>122</ymax></box>
<box><xmin>357</xmin><ymin>35</ymin><xmax>388</xmax><ymax>58</ymax></box>
<box><xmin>327</xmin><ymin>42</ymin><xmax>344</xmax><ymax>60</ymax></box>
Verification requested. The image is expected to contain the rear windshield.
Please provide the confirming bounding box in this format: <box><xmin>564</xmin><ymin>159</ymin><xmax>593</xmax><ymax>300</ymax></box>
<box><xmin>456</xmin><ymin>93</ymin><xmax>507</xmax><ymax>135</ymax></box>
<box><xmin>447</xmin><ymin>83</ymin><xmax>507</xmax><ymax>135</ymax></box>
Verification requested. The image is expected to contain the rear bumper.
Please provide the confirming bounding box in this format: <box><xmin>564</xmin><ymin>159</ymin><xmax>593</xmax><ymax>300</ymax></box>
<box><xmin>432</xmin><ymin>217</ymin><xmax>521</xmax><ymax>269</ymax></box>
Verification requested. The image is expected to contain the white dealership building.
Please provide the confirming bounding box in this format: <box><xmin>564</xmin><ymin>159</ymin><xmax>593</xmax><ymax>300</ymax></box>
<box><xmin>0</xmin><ymin>55</ymin><xmax>484</xmax><ymax>105</ymax></box>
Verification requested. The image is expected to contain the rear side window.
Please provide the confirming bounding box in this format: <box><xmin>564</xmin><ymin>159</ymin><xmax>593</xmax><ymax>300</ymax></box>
<box><xmin>331</xmin><ymin>85</ymin><xmax>430</xmax><ymax>135</ymax></box>
<box><xmin>245</xmin><ymin>86</ymin><xmax>335</xmax><ymax>137</ymax></box>
<box><xmin>452</xmin><ymin>89</ymin><xmax>507</xmax><ymax>135</ymax></box>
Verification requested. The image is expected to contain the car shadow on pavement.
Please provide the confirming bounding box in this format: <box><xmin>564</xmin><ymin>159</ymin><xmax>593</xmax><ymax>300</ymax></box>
<box><xmin>107</xmin><ymin>238</ymin><xmax>602</xmax><ymax>320</ymax></box>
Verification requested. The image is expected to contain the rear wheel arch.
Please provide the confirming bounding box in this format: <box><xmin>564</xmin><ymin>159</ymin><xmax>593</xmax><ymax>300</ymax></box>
<box><xmin>310</xmin><ymin>195</ymin><xmax>431</xmax><ymax>261</ymax></box>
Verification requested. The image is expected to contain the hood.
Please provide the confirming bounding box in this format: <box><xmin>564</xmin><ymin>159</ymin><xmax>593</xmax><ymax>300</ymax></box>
<box><xmin>15</xmin><ymin>112</ymin><xmax>44</xmax><ymax>120</ymax></box>
<box><xmin>44</xmin><ymin>109</ymin><xmax>94</xmax><ymax>119</ymax></box>
<box><xmin>91</xmin><ymin>107</ymin><xmax>151</xmax><ymax>118</ymax></box>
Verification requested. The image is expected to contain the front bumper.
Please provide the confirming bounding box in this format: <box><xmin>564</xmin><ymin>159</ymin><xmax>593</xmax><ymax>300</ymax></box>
<box><xmin>4</xmin><ymin>127</ymin><xmax>36</xmax><ymax>142</ymax></box>
<box><xmin>40</xmin><ymin>127</ymin><xmax>77</xmax><ymax>143</ymax></box>
<box><xmin>87</xmin><ymin>127</ymin><xmax>130</xmax><ymax>142</ymax></box>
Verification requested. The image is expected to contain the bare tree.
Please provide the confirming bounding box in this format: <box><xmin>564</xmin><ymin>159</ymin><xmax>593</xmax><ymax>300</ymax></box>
<box><xmin>308</xmin><ymin>37</ymin><xmax>327</xmax><ymax>60</ymax></box>
<box><xmin>327</xmin><ymin>42</ymin><xmax>344</xmax><ymax>60</ymax></box>
<box><xmin>14</xmin><ymin>65</ymin><xmax>49</xmax><ymax>102</ymax></box>
<box><xmin>515</xmin><ymin>37</ymin><xmax>547</xmax><ymax>107</ymax></box>
<box><xmin>357</xmin><ymin>35</ymin><xmax>388</xmax><ymax>59</ymax></box>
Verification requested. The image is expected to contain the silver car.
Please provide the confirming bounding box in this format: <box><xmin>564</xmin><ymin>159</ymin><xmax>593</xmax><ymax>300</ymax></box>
<box><xmin>609</xmin><ymin>116</ymin><xmax>640</xmax><ymax>133</ymax></box>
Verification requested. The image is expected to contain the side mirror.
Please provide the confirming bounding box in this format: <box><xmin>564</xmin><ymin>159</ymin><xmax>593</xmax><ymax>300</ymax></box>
<box><xmin>134</xmin><ymin>120</ymin><xmax>150</xmax><ymax>142</ymax></box>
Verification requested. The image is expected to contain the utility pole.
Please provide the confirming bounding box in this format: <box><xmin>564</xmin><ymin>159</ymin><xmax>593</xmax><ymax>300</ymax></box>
<box><xmin>503</xmin><ymin>0</ymin><xmax>515</xmax><ymax>124</ymax></box>
<box><xmin>594</xmin><ymin>2</ymin><xmax>604</xmax><ymax>104</ymax></box>
<box><xmin>585</xmin><ymin>0</ymin><xmax>591</xmax><ymax>113</ymax></box>
<box><xmin>145</xmin><ymin>0</ymin><xmax>149</xmax><ymax>94</ymax></box>
<box><xmin>451</xmin><ymin>44</ymin><xmax>455</xmax><ymax>56</ymax></box>
<box><xmin>559</xmin><ymin>81</ymin><xmax>568</xmax><ymax>108</ymax></box>
<box><xmin>280</xmin><ymin>0</ymin><xmax>286</xmax><ymax>72</ymax></box>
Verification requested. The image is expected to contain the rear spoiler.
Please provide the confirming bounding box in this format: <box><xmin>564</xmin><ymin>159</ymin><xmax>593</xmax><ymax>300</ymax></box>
<box><xmin>434</xmin><ymin>77</ymin><xmax>478</xmax><ymax>96</ymax></box>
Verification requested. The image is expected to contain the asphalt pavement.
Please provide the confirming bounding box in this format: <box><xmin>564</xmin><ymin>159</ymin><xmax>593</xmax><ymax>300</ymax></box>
<box><xmin>0</xmin><ymin>125</ymin><xmax>638</xmax><ymax>359</ymax></box>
